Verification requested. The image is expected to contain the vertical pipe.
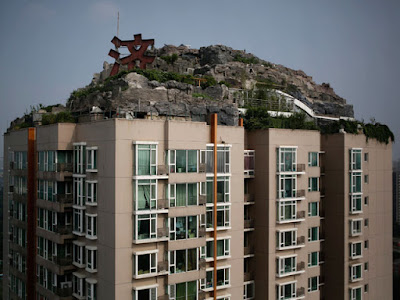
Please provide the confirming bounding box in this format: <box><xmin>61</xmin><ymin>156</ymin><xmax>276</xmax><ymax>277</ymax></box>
<box><xmin>27</xmin><ymin>127</ymin><xmax>37</xmax><ymax>300</ymax></box>
<box><xmin>239</xmin><ymin>118</ymin><xmax>244</xmax><ymax>127</ymax></box>
<box><xmin>211</xmin><ymin>114</ymin><xmax>218</xmax><ymax>300</ymax></box>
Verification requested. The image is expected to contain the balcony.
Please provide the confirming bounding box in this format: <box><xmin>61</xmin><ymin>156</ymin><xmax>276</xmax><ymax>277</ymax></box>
<box><xmin>296</xmin><ymin>287</ymin><xmax>305</xmax><ymax>298</ymax></box>
<box><xmin>278</xmin><ymin>189</ymin><xmax>305</xmax><ymax>200</ymax></box>
<box><xmin>158</xmin><ymin>261</ymin><xmax>168</xmax><ymax>273</ymax></box>
<box><xmin>157</xmin><ymin>165</ymin><xmax>168</xmax><ymax>176</ymax></box>
<box><xmin>244</xmin><ymin>150</ymin><xmax>255</xmax><ymax>177</ymax></box>
<box><xmin>53</xmin><ymin>255</ymin><xmax>73</xmax><ymax>266</ymax></box>
<box><xmin>278</xmin><ymin>211</ymin><xmax>306</xmax><ymax>224</ymax></box>
<box><xmin>244</xmin><ymin>246</ymin><xmax>254</xmax><ymax>256</ymax></box>
<box><xmin>55</xmin><ymin>163</ymin><xmax>73</xmax><ymax>172</ymax></box>
<box><xmin>199</xmin><ymin>195</ymin><xmax>207</xmax><ymax>205</ymax></box>
<box><xmin>244</xmin><ymin>271</ymin><xmax>254</xmax><ymax>282</ymax></box>
<box><xmin>297</xmin><ymin>261</ymin><xmax>305</xmax><ymax>271</ymax></box>
<box><xmin>157</xmin><ymin>227</ymin><xmax>169</xmax><ymax>239</ymax></box>
<box><xmin>54</xmin><ymin>225</ymin><xmax>72</xmax><ymax>235</ymax></box>
<box><xmin>199</xmin><ymin>258</ymin><xmax>206</xmax><ymax>269</ymax></box>
<box><xmin>199</xmin><ymin>227</ymin><xmax>206</xmax><ymax>237</ymax></box>
<box><xmin>244</xmin><ymin>194</ymin><xmax>255</xmax><ymax>204</ymax></box>
<box><xmin>55</xmin><ymin>194</ymin><xmax>73</xmax><ymax>204</ymax></box>
<box><xmin>54</xmin><ymin>287</ymin><xmax>73</xmax><ymax>297</ymax></box>
<box><xmin>297</xmin><ymin>236</ymin><xmax>305</xmax><ymax>246</ymax></box>
<box><xmin>278</xmin><ymin>164</ymin><xmax>306</xmax><ymax>174</ymax></box>
<box><xmin>157</xmin><ymin>199</ymin><xmax>169</xmax><ymax>210</ymax></box>
<box><xmin>244</xmin><ymin>219</ymin><xmax>254</xmax><ymax>229</ymax></box>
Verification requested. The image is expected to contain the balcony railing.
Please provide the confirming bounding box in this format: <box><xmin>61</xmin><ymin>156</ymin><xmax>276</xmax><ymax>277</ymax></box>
<box><xmin>54</xmin><ymin>287</ymin><xmax>72</xmax><ymax>297</ymax></box>
<box><xmin>54</xmin><ymin>225</ymin><xmax>72</xmax><ymax>235</ymax></box>
<box><xmin>157</xmin><ymin>165</ymin><xmax>168</xmax><ymax>176</ymax></box>
<box><xmin>297</xmin><ymin>236</ymin><xmax>305</xmax><ymax>245</ymax></box>
<box><xmin>199</xmin><ymin>227</ymin><xmax>206</xmax><ymax>238</ymax></box>
<box><xmin>296</xmin><ymin>261</ymin><xmax>305</xmax><ymax>271</ymax></box>
<box><xmin>244</xmin><ymin>271</ymin><xmax>254</xmax><ymax>282</ymax></box>
<box><xmin>199</xmin><ymin>258</ymin><xmax>206</xmax><ymax>269</ymax></box>
<box><xmin>296</xmin><ymin>211</ymin><xmax>306</xmax><ymax>219</ymax></box>
<box><xmin>55</xmin><ymin>163</ymin><xmax>73</xmax><ymax>172</ymax></box>
<box><xmin>199</xmin><ymin>163</ymin><xmax>206</xmax><ymax>173</ymax></box>
<box><xmin>54</xmin><ymin>194</ymin><xmax>73</xmax><ymax>204</ymax></box>
<box><xmin>157</xmin><ymin>227</ymin><xmax>169</xmax><ymax>239</ymax></box>
<box><xmin>296</xmin><ymin>164</ymin><xmax>306</xmax><ymax>172</ymax></box>
<box><xmin>199</xmin><ymin>195</ymin><xmax>207</xmax><ymax>205</ymax></box>
<box><xmin>244</xmin><ymin>219</ymin><xmax>254</xmax><ymax>229</ymax></box>
<box><xmin>157</xmin><ymin>199</ymin><xmax>168</xmax><ymax>210</ymax></box>
<box><xmin>158</xmin><ymin>261</ymin><xmax>168</xmax><ymax>273</ymax></box>
<box><xmin>244</xmin><ymin>246</ymin><xmax>254</xmax><ymax>256</ymax></box>
<box><xmin>244</xmin><ymin>194</ymin><xmax>255</xmax><ymax>203</ymax></box>
<box><xmin>53</xmin><ymin>256</ymin><xmax>73</xmax><ymax>266</ymax></box>
<box><xmin>296</xmin><ymin>287</ymin><xmax>305</xmax><ymax>298</ymax></box>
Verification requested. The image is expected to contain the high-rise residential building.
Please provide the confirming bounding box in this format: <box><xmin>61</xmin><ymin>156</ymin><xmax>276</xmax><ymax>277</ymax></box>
<box><xmin>3</xmin><ymin>115</ymin><xmax>392</xmax><ymax>300</ymax></box>
<box><xmin>394</xmin><ymin>161</ymin><xmax>400</xmax><ymax>225</ymax></box>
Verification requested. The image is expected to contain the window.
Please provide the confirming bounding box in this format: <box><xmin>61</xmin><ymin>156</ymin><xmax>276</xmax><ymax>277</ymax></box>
<box><xmin>169</xmin><ymin>281</ymin><xmax>197</xmax><ymax>300</ymax></box>
<box><xmin>86</xmin><ymin>147</ymin><xmax>98</xmax><ymax>171</ymax></box>
<box><xmin>86</xmin><ymin>280</ymin><xmax>97</xmax><ymax>300</ymax></box>
<box><xmin>350</xmin><ymin>242</ymin><xmax>363</xmax><ymax>259</ymax></box>
<box><xmin>277</xmin><ymin>201</ymin><xmax>297</xmax><ymax>222</ymax></box>
<box><xmin>308</xmin><ymin>152</ymin><xmax>319</xmax><ymax>167</ymax></box>
<box><xmin>207</xmin><ymin>176</ymin><xmax>230</xmax><ymax>203</ymax></box>
<box><xmin>134</xmin><ymin>214</ymin><xmax>156</xmax><ymax>241</ymax></box>
<box><xmin>73</xmin><ymin>208</ymin><xmax>85</xmax><ymax>235</ymax></box>
<box><xmin>364</xmin><ymin>240</ymin><xmax>369</xmax><ymax>249</ymax></box>
<box><xmin>206</xmin><ymin>238</ymin><xmax>230</xmax><ymax>259</ymax></box>
<box><xmin>73</xmin><ymin>242</ymin><xmax>85</xmax><ymax>267</ymax></box>
<box><xmin>37</xmin><ymin>180</ymin><xmax>56</xmax><ymax>201</ymax></box>
<box><xmin>203</xmin><ymin>266</ymin><xmax>230</xmax><ymax>289</ymax></box>
<box><xmin>205</xmin><ymin>145</ymin><xmax>231</xmax><ymax>173</ymax></box>
<box><xmin>168</xmin><ymin>183</ymin><xmax>198</xmax><ymax>207</ymax></box>
<box><xmin>133</xmin><ymin>287</ymin><xmax>157</xmax><ymax>300</ymax></box>
<box><xmin>364</xmin><ymin>219</ymin><xmax>369</xmax><ymax>227</ymax></box>
<box><xmin>276</xmin><ymin>256</ymin><xmax>297</xmax><ymax>276</ymax></box>
<box><xmin>308</xmin><ymin>177</ymin><xmax>319</xmax><ymax>192</ymax></box>
<box><xmin>364</xmin><ymin>175</ymin><xmax>368</xmax><ymax>184</ymax></box>
<box><xmin>308</xmin><ymin>252</ymin><xmax>319</xmax><ymax>267</ymax></box>
<box><xmin>168</xmin><ymin>150</ymin><xmax>198</xmax><ymax>173</ymax></box>
<box><xmin>86</xmin><ymin>181</ymin><xmax>97</xmax><ymax>205</ymax></box>
<box><xmin>278</xmin><ymin>175</ymin><xmax>297</xmax><ymax>199</ymax></box>
<box><xmin>350</xmin><ymin>149</ymin><xmax>362</xmax><ymax>170</ymax></box>
<box><xmin>364</xmin><ymin>262</ymin><xmax>368</xmax><ymax>271</ymax></box>
<box><xmin>244</xmin><ymin>281</ymin><xmax>255</xmax><ymax>300</ymax></box>
<box><xmin>277</xmin><ymin>147</ymin><xmax>297</xmax><ymax>172</ymax></box>
<box><xmin>73</xmin><ymin>273</ymin><xmax>86</xmax><ymax>298</ymax></box>
<box><xmin>308</xmin><ymin>276</ymin><xmax>319</xmax><ymax>292</ymax></box>
<box><xmin>276</xmin><ymin>230</ymin><xmax>297</xmax><ymax>249</ymax></box>
<box><xmin>14</xmin><ymin>151</ymin><xmax>27</xmax><ymax>170</ymax></box>
<box><xmin>86</xmin><ymin>214</ymin><xmax>97</xmax><ymax>239</ymax></box>
<box><xmin>364</xmin><ymin>284</ymin><xmax>368</xmax><ymax>293</ymax></box>
<box><xmin>350</xmin><ymin>195</ymin><xmax>362</xmax><ymax>213</ymax></box>
<box><xmin>364</xmin><ymin>153</ymin><xmax>368</xmax><ymax>162</ymax></box>
<box><xmin>135</xmin><ymin>144</ymin><xmax>157</xmax><ymax>176</ymax></box>
<box><xmin>86</xmin><ymin>247</ymin><xmax>97</xmax><ymax>273</ymax></box>
<box><xmin>350</xmin><ymin>264</ymin><xmax>362</xmax><ymax>281</ymax></box>
<box><xmin>73</xmin><ymin>177</ymin><xmax>85</xmax><ymax>207</ymax></box>
<box><xmin>350</xmin><ymin>219</ymin><xmax>362</xmax><ymax>236</ymax></box>
<box><xmin>350</xmin><ymin>172</ymin><xmax>362</xmax><ymax>193</ymax></box>
<box><xmin>308</xmin><ymin>202</ymin><xmax>319</xmax><ymax>217</ymax></box>
<box><xmin>206</xmin><ymin>205</ymin><xmax>230</xmax><ymax>229</ymax></box>
<box><xmin>38</xmin><ymin>151</ymin><xmax>56</xmax><ymax>172</ymax></box>
<box><xmin>350</xmin><ymin>287</ymin><xmax>362</xmax><ymax>300</ymax></box>
<box><xmin>74</xmin><ymin>143</ymin><xmax>86</xmax><ymax>174</ymax></box>
<box><xmin>169</xmin><ymin>216</ymin><xmax>197</xmax><ymax>240</ymax></box>
<box><xmin>134</xmin><ymin>251</ymin><xmax>157</xmax><ymax>278</ymax></box>
<box><xmin>276</xmin><ymin>282</ymin><xmax>296</xmax><ymax>300</ymax></box>
<box><xmin>364</xmin><ymin>196</ymin><xmax>368</xmax><ymax>205</ymax></box>
<box><xmin>308</xmin><ymin>227</ymin><xmax>319</xmax><ymax>242</ymax></box>
<box><xmin>169</xmin><ymin>248</ymin><xmax>198</xmax><ymax>274</ymax></box>
<box><xmin>134</xmin><ymin>179</ymin><xmax>157</xmax><ymax>210</ymax></box>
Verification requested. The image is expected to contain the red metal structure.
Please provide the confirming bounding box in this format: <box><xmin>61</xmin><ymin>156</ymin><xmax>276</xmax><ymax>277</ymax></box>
<box><xmin>108</xmin><ymin>33</ymin><xmax>155</xmax><ymax>76</ymax></box>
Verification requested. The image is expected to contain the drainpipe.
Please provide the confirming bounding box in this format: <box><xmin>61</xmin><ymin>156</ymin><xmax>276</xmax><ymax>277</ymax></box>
<box><xmin>211</xmin><ymin>114</ymin><xmax>218</xmax><ymax>300</ymax></box>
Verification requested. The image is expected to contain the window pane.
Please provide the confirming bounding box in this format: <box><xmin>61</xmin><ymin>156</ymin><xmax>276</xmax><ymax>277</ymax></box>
<box><xmin>176</xmin><ymin>184</ymin><xmax>186</xmax><ymax>207</ymax></box>
<box><xmin>138</xmin><ymin>254</ymin><xmax>150</xmax><ymax>275</ymax></box>
<box><xmin>176</xmin><ymin>217</ymin><xmax>186</xmax><ymax>240</ymax></box>
<box><xmin>187</xmin><ymin>249</ymin><xmax>197</xmax><ymax>271</ymax></box>
<box><xmin>187</xmin><ymin>281</ymin><xmax>197</xmax><ymax>300</ymax></box>
<box><xmin>187</xmin><ymin>216</ymin><xmax>197</xmax><ymax>238</ymax></box>
<box><xmin>187</xmin><ymin>150</ymin><xmax>197</xmax><ymax>173</ymax></box>
<box><xmin>176</xmin><ymin>150</ymin><xmax>186</xmax><ymax>173</ymax></box>
<box><xmin>187</xmin><ymin>183</ymin><xmax>197</xmax><ymax>205</ymax></box>
<box><xmin>138</xmin><ymin>149</ymin><xmax>150</xmax><ymax>175</ymax></box>
<box><xmin>176</xmin><ymin>250</ymin><xmax>186</xmax><ymax>273</ymax></box>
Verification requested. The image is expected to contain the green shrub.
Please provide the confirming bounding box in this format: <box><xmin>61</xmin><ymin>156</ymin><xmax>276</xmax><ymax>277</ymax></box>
<box><xmin>233</xmin><ymin>54</ymin><xmax>259</xmax><ymax>64</ymax></box>
<box><xmin>363</xmin><ymin>123</ymin><xmax>394</xmax><ymax>144</ymax></box>
<box><xmin>192</xmin><ymin>93</ymin><xmax>213</xmax><ymax>100</ymax></box>
<box><xmin>42</xmin><ymin>112</ymin><xmax>75</xmax><ymax>125</ymax></box>
<box><xmin>161</xmin><ymin>53</ymin><xmax>179</xmax><ymax>65</ymax></box>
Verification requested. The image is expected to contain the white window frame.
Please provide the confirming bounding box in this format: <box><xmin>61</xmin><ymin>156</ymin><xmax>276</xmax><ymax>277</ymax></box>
<box><xmin>308</xmin><ymin>251</ymin><xmax>319</xmax><ymax>267</ymax></box>
<box><xmin>168</xmin><ymin>182</ymin><xmax>198</xmax><ymax>207</ymax></box>
<box><xmin>350</xmin><ymin>172</ymin><xmax>363</xmax><ymax>194</ymax></box>
<box><xmin>134</xmin><ymin>214</ymin><xmax>157</xmax><ymax>241</ymax></box>
<box><xmin>277</xmin><ymin>229</ymin><xmax>297</xmax><ymax>250</ymax></box>
<box><xmin>308</xmin><ymin>152</ymin><xmax>319</xmax><ymax>167</ymax></box>
<box><xmin>308</xmin><ymin>202</ymin><xmax>319</xmax><ymax>217</ymax></box>
<box><xmin>134</xmin><ymin>179</ymin><xmax>157</xmax><ymax>211</ymax></box>
<box><xmin>86</xmin><ymin>214</ymin><xmax>97</xmax><ymax>240</ymax></box>
<box><xmin>350</xmin><ymin>219</ymin><xmax>363</xmax><ymax>236</ymax></box>
<box><xmin>73</xmin><ymin>208</ymin><xmax>85</xmax><ymax>236</ymax></box>
<box><xmin>350</xmin><ymin>263</ymin><xmax>363</xmax><ymax>282</ymax></box>
<box><xmin>134</xmin><ymin>142</ymin><xmax>158</xmax><ymax>176</ymax></box>
<box><xmin>277</xmin><ymin>200</ymin><xmax>297</xmax><ymax>222</ymax></box>
<box><xmin>350</xmin><ymin>195</ymin><xmax>363</xmax><ymax>214</ymax></box>
<box><xmin>73</xmin><ymin>272</ymin><xmax>86</xmax><ymax>298</ymax></box>
<box><xmin>73</xmin><ymin>177</ymin><xmax>85</xmax><ymax>207</ymax></box>
<box><xmin>277</xmin><ymin>147</ymin><xmax>297</xmax><ymax>173</ymax></box>
<box><xmin>308</xmin><ymin>227</ymin><xmax>319</xmax><ymax>242</ymax></box>
<box><xmin>133</xmin><ymin>250</ymin><xmax>158</xmax><ymax>278</ymax></box>
<box><xmin>168</xmin><ymin>149</ymin><xmax>199</xmax><ymax>173</ymax></box>
<box><xmin>350</xmin><ymin>286</ymin><xmax>363</xmax><ymax>300</ymax></box>
<box><xmin>169</xmin><ymin>281</ymin><xmax>198</xmax><ymax>300</ymax></box>
<box><xmin>169</xmin><ymin>215</ymin><xmax>198</xmax><ymax>241</ymax></box>
<box><xmin>276</xmin><ymin>255</ymin><xmax>297</xmax><ymax>276</ymax></box>
<box><xmin>86</xmin><ymin>279</ymin><xmax>97</xmax><ymax>300</ymax></box>
<box><xmin>133</xmin><ymin>285</ymin><xmax>157</xmax><ymax>300</ymax></box>
<box><xmin>86</xmin><ymin>181</ymin><xmax>97</xmax><ymax>206</ymax></box>
<box><xmin>243</xmin><ymin>281</ymin><xmax>255</xmax><ymax>300</ymax></box>
<box><xmin>73</xmin><ymin>143</ymin><xmax>86</xmax><ymax>174</ymax></box>
<box><xmin>308</xmin><ymin>276</ymin><xmax>319</xmax><ymax>292</ymax></box>
<box><xmin>86</xmin><ymin>246</ymin><xmax>97</xmax><ymax>273</ymax></box>
<box><xmin>278</xmin><ymin>175</ymin><xmax>297</xmax><ymax>199</ymax></box>
<box><xmin>206</xmin><ymin>237</ymin><xmax>231</xmax><ymax>260</ymax></box>
<box><xmin>168</xmin><ymin>248</ymin><xmax>199</xmax><ymax>274</ymax></box>
<box><xmin>206</xmin><ymin>205</ymin><xmax>231</xmax><ymax>230</ymax></box>
<box><xmin>308</xmin><ymin>177</ymin><xmax>320</xmax><ymax>192</ymax></box>
<box><xmin>73</xmin><ymin>242</ymin><xmax>85</xmax><ymax>268</ymax></box>
<box><xmin>86</xmin><ymin>147</ymin><xmax>98</xmax><ymax>172</ymax></box>
<box><xmin>202</xmin><ymin>265</ymin><xmax>230</xmax><ymax>290</ymax></box>
<box><xmin>350</xmin><ymin>242</ymin><xmax>363</xmax><ymax>259</ymax></box>
<box><xmin>350</xmin><ymin>149</ymin><xmax>362</xmax><ymax>171</ymax></box>
<box><xmin>277</xmin><ymin>281</ymin><xmax>296</xmax><ymax>300</ymax></box>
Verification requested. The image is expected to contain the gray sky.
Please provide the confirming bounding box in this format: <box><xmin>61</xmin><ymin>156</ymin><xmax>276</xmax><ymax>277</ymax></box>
<box><xmin>1</xmin><ymin>0</ymin><xmax>399</xmax><ymax>159</ymax></box>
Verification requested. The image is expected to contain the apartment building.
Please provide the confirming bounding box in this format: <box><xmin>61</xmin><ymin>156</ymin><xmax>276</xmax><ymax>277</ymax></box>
<box><xmin>3</xmin><ymin>116</ymin><xmax>392</xmax><ymax>300</ymax></box>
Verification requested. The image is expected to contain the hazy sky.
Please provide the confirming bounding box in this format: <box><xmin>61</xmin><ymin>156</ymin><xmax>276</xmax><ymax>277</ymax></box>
<box><xmin>0</xmin><ymin>0</ymin><xmax>399</xmax><ymax>159</ymax></box>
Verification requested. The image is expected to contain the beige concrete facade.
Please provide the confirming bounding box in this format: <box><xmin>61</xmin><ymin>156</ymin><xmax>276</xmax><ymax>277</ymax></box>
<box><xmin>3</xmin><ymin>119</ymin><xmax>392</xmax><ymax>300</ymax></box>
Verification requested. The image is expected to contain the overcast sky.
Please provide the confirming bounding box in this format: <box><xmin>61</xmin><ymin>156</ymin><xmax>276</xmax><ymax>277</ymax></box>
<box><xmin>0</xmin><ymin>0</ymin><xmax>399</xmax><ymax>159</ymax></box>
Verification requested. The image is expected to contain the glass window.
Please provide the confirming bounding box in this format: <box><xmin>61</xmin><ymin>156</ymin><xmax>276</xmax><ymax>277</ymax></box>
<box><xmin>350</xmin><ymin>195</ymin><xmax>362</xmax><ymax>213</ymax></box>
<box><xmin>169</xmin><ymin>183</ymin><xmax>198</xmax><ymax>207</ymax></box>
<box><xmin>350</xmin><ymin>264</ymin><xmax>362</xmax><ymax>281</ymax></box>
<box><xmin>73</xmin><ymin>177</ymin><xmax>85</xmax><ymax>207</ymax></box>
<box><xmin>308</xmin><ymin>202</ymin><xmax>319</xmax><ymax>217</ymax></box>
<box><xmin>350</xmin><ymin>219</ymin><xmax>362</xmax><ymax>235</ymax></box>
<box><xmin>206</xmin><ymin>238</ymin><xmax>230</xmax><ymax>259</ymax></box>
<box><xmin>135</xmin><ymin>214</ymin><xmax>156</xmax><ymax>240</ymax></box>
<box><xmin>207</xmin><ymin>177</ymin><xmax>230</xmax><ymax>203</ymax></box>
<box><xmin>276</xmin><ymin>256</ymin><xmax>296</xmax><ymax>275</ymax></box>
<box><xmin>277</xmin><ymin>201</ymin><xmax>297</xmax><ymax>221</ymax></box>
<box><xmin>169</xmin><ymin>281</ymin><xmax>197</xmax><ymax>300</ymax></box>
<box><xmin>74</xmin><ymin>144</ymin><xmax>86</xmax><ymax>174</ymax></box>
<box><xmin>277</xmin><ymin>282</ymin><xmax>296</xmax><ymax>300</ymax></box>
<box><xmin>308</xmin><ymin>276</ymin><xmax>319</xmax><ymax>292</ymax></box>
<box><xmin>206</xmin><ymin>205</ymin><xmax>230</xmax><ymax>229</ymax></box>
<box><xmin>169</xmin><ymin>150</ymin><xmax>199</xmax><ymax>173</ymax></box>
<box><xmin>350</xmin><ymin>149</ymin><xmax>362</xmax><ymax>170</ymax></box>
<box><xmin>244</xmin><ymin>281</ymin><xmax>255</xmax><ymax>300</ymax></box>
<box><xmin>134</xmin><ymin>288</ymin><xmax>156</xmax><ymax>300</ymax></box>
<box><xmin>350</xmin><ymin>242</ymin><xmax>362</xmax><ymax>258</ymax></box>
<box><xmin>87</xmin><ymin>281</ymin><xmax>97</xmax><ymax>300</ymax></box>
<box><xmin>204</xmin><ymin>267</ymin><xmax>230</xmax><ymax>288</ymax></box>
<box><xmin>308</xmin><ymin>177</ymin><xmax>319</xmax><ymax>192</ymax></box>
<box><xmin>205</xmin><ymin>146</ymin><xmax>230</xmax><ymax>174</ymax></box>
<box><xmin>86</xmin><ymin>214</ymin><xmax>97</xmax><ymax>239</ymax></box>
<box><xmin>350</xmin><ymin>172</ymin><xmax>362</xmax><ymax>193</ymax></box>
<box><xmin>308</xmin><ymin>227</ymin><xmax>319</xmax><ymax>242</ymax></box>
<box><xmin>277</xmin><ymin>230</ymin><xmax>297</xmax><ymax>249</ymax></box>
<box><xmin>308</xmin><ymin>252</ymin><xmax>319</xmax><ymax>267</ymax></box>
<box><xmin>86</xmin><ymin>181</ymin><xmax>97</xmax><ymax>205</ymax></box>
<box><xmin>86</xmin><ymin>247</ymin><xmax>97</xmax><ymax>272</ymax></box>
<box><xmin>86</xmin><ymin>148</ymin><xmax>97</xmax><ymax>171</ymax></box>
<box><xmin>169</xmin><ymin>248</ymin><xmax>197</xmax><ymax>274</ymax></box>
<box><xmin>308</xmin><ymin>152</ymin><xmax>319</xmax><ymax>167</ymax></box>
<box><xmin>350</xmin><ymin>287</ymin><xmax>362</xmax><ymax>300</ymax></box>
<box><xmin>135</xmin><ymin>252</ymin><xmax>157</xmax><ymax>276</ymax></box>
<box><xmin>136</xmin><ymin>144</ymin><xmax>157</xmax><ymax>176</ymax></box>
<box><xmin>169</xmin><ymin>216</ymin><xmax>197</xmax><ymax>240</ymax></box>
<box><xmin>73</xmin><ymin>208</ymin><xmax>84</xmax><ymax>234</ymax></box>
<box><xmin>134</xmin><ymin>180</ymin><xmax>157</xmax><ymax>211</ymax></box>
<box><xmin>278</xmin><ymin>175</ymin><xmax>297</xmax><ymax>198</ymax></box>
<box><xmin>73</xmin><ymin>243</ymin><xmax>85</xmax><ymax>266</ymax></box>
